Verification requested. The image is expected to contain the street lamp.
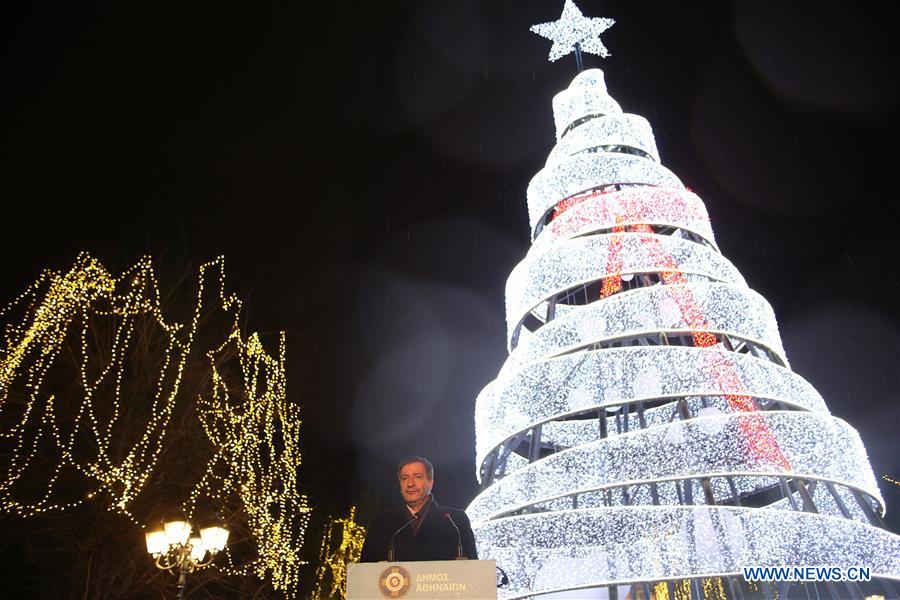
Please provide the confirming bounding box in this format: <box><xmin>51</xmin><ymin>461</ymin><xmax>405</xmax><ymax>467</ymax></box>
<box><xmin>145</xmin><ymin>520</ymin><xmax>229</xmax><ymax>599</ymax></box>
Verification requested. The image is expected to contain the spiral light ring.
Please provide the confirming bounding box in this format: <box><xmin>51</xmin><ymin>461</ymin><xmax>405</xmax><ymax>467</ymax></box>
<box><xmin>469</xmin><ymin>411</ymin><xmax>883</xmax><ymax>523</ymax></box>
<box><xmin>477</xmin><ymin>507</ymin><xmax>900</xmax><ymax>599</ymax></box>
<box><xmin>506</xmin><ymin>234</ymin><xmax>745</xmax><ymax>342</ymax></box>
<box><xmin>527</xmin><ymin>155</ymin><xmax>683</xmax><ymax>231</ymax></box>
<box><xmin>503</xmin><ymin>282</ymin><xmax>788</xmax><ymax>373</ymax></box>
<box><xmin>475</xmin><ymin>347</ymin><xmax>828</xmax><ymax>469</ymax></box>
<box><xmin>533</xmin><ymin>186</ymin><xmax>717</xmax><ymax>251</ymax></box>
<box><xmin>546</xmin><ymin>113</ymin><xmax>660</xmax><ymax>165</ymax></box>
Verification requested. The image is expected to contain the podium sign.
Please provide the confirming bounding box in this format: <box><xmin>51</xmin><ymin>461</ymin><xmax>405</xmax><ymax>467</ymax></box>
<box><xmin>347</xmin><ymin>559</ymin><xmax>496</xmax><ymax>599</ymax></box>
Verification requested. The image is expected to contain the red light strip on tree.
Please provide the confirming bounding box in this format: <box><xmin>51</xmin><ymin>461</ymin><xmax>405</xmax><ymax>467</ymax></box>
<box><xmin>550</xmin><ymin>192</ymin><xmax>791</xmax><ymax>471</ymax></box>
<box><xmin>631</xmin><ymin>222</ymin><xmax>791</xmax><ymax>471</ymax></box>
<box><xmin>600</xmin><ymin>218</ymin><xmax>626</xmax><ymax>298</ymax></box>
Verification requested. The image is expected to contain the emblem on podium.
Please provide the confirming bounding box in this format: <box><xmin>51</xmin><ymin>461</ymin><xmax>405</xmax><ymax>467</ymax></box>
<box><xmin>379</xmin><ymin>565</ymin><xmax>411</xmax><ymax>598</ymax></box>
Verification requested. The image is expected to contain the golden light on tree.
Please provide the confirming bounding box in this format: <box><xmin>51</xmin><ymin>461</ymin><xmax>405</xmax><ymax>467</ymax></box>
<box><xmin>0</xmin><ymin>252</ymin><xmax>309</xmax><ymax>597</ymax></box>
<box><xmin>312</xmin><ymin>506</ymin><xmax>366</xmax><ymax>600</ymax></box>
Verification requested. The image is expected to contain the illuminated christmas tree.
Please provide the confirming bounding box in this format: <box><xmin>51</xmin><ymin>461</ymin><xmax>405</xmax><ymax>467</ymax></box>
<box><xmin>468</xmin><ymin>3</ymin><xmax>900</xmax><ymax>598</ymax></box>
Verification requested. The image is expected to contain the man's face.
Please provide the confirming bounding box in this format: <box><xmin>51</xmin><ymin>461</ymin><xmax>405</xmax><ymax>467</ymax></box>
<box><xmin>399</xmin><ymin>462</ymin><xmax>433</xmax><ymax>508</ymax></box>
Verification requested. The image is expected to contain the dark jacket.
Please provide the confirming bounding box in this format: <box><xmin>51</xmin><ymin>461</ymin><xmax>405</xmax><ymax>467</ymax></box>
<box><xmin>359</xmin><ymin>497</ymin><xmax>478</xmax><ymax>562</ymax></box>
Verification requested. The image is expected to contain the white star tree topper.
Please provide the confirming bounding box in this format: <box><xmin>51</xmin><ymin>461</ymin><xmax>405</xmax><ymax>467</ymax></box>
<box><xmin>530</xmin><ymin>0</ymin><xmax>615</xmax><ymax>62</ymax></box>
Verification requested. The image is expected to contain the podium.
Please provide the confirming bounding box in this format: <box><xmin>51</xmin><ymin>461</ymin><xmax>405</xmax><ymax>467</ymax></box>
<box><xmin>347</xmin><ymin>559</ymin><xmax>497</xmax><ymax>599</ymax></box>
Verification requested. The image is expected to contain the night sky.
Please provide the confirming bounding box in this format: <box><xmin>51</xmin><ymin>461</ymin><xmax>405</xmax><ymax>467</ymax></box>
<box><xmin>2</xmin><ymin>0</ymin><xmax>899</xmax><ymax>576</ymax></box>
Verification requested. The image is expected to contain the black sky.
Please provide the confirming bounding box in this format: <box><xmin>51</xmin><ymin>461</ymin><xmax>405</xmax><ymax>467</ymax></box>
<box><xmin>3</xmin><ymin>0</ymin><xmax>899</xmax><ymax>549</ymax></box>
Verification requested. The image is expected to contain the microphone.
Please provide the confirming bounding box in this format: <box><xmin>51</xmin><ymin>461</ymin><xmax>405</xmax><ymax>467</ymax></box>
<box><xmin>443</xmin><ymin>512</ymin><xmax>466</xmax><ymax>560</ymax></box>
<box><xmin>387</xmin><ymin>513</ymin><xmax>418</xmax><ymax>562</ymax></box>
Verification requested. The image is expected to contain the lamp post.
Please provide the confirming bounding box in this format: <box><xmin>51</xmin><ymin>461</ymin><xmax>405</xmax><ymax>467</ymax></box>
<box><xmin>145</xmin><ymin>520</ymin><xmax>229</xmax><ymax>599</ymax></box>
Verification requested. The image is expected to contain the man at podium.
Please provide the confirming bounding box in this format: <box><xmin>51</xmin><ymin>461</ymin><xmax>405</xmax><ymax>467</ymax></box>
<box><xmin>359</xmin><ymin>456</ymin><xmax>478</xmax><ymax>562</ymax></box>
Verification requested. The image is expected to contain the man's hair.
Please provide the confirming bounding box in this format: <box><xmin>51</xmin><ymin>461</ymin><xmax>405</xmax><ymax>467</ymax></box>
<box><xmin>397</xmin><ymin>456</ymin><xmax>434</xmax><ymax>481</ymax></box>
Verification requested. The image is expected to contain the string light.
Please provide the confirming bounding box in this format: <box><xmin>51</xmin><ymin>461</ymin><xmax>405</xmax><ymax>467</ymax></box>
<box><xmin>0</xmin><ymin>253</ymin><xmax>170</xmax><ymax>521</ymax></box>
<box><xmin>312</xmin><ymin>507</ymin><xmax>366</xmax><ymax>600</ymax></box>
<box><xmin>653</xmin><ymin>581</ymin><xmax>670</xmax><ymax>600</ymax></box>
<box><xmin>702</xmin><ymin>577</ymin><xmax>727</xmax><ymax>600</ymax></box>
<box><xmin>0</xmin><ymin>253</ymin><xmax>309</xmax><ymax>596</ymax></box>
<box><xmin>473</xmin><ymin>17</ymin><xmax>900</xmax><ymax>594</ymax></box>
<box><xmin>188</xmin><ymin>326</ymin><xmax>311</xmax><ymax>595</ymax></box>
